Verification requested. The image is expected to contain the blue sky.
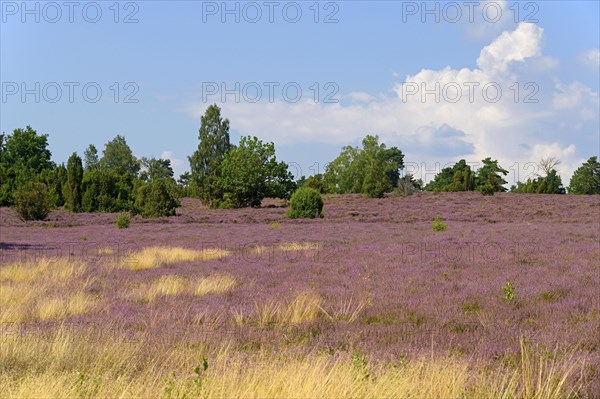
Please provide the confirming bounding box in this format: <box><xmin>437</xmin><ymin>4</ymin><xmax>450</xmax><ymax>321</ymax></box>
<box><xmin>1</xmin><ymin>1</ymin><xmax>599</xmax><ymax>184</ymax></box>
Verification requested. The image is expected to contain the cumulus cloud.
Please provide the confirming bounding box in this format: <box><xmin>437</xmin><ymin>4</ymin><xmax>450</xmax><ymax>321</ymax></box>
<box><xmin>476</xmin><ymin>22</ymin><xmax>543</xmax><ymax>72</ymax></box>
<box><xmin>186</xmin><ymin>23</ymin><xmax>599</xmax><ymax>185</ymax></box>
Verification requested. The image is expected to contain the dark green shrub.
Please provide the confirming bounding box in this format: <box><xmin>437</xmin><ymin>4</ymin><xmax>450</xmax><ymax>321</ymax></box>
<box><xmin>115</xmin><ymin>212</ymin><xmax>131</xmax><ymax>228</ymax></box>
<box><xmin>287</xmin><ymin>188</ymin><xmax>323</xmax><ymax>219</ymax></box>
<box><xmin>134</xmin><ymin>179</ymin><xmax>179</xmax><ymax>218</ymax></box>
<box><xmin>13</xmin><ymin>181</ymin><xmax>52</xmax><ymax>221</ymax></box>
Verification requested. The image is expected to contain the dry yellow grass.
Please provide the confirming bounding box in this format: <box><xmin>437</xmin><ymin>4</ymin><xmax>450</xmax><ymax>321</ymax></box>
<box><xmin>0</xmin><ymin>327</ymin><xmax>584</xmax><ymax>399</ymax></box>
<box><xmin>133</xmin><ymin>274</ymin><xmax>237</xmax><ymax>302</ymax></box>
<box><xmin>0</xmin><ymin>257</ymin><xmax>97</xmax><ymax>323</ymax></box>
<box><xmin>284</xmin><ymin>290</ymin><xmax>323</xmax><ymax>324</ymax></box>
<box><xmin>2</xmin><ymin>290</ymin><xmax>98</xmax><ymax>323</ymax></box>
<box><xmin>144</xmin><ymin>275</ymin><xmax>188</xmax><ymax>301</ymax></box>
<box><xmin>195</xmin><ymin>274</ymin><xmax>236</xmax><ymax>295</ymax></box>
<box><xmin>0</xmin><ymin>285</ymin><xmax>36</xmax><ymax>323</ymax></box>
<box><xmin>122</xmin><ymin>247</ymin><xmax>231</xmax><ymax>271</ymax></box>
<box><xmin>0</xmin><ymin>257</ymin><xmax>86</xmax><ymax>283</ymax></box>
<box><xmin>254</xmin><ymin>290</ymin><xmax>324</xmax><ymax>327</ymax></box>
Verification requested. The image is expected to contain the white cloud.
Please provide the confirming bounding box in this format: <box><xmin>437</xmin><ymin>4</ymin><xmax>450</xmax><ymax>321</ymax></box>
<box><xmin>346</xmin><ymin>92</ymin><xmax>376</xmax><ymax>102</ymax></box>
<box><xmin>579</xmin><ymin>48</ymin><xmax>600</xmax><ymax>70</ymax></box>
<box><xmin>476</xmin><ymin>22</ymin><xmax>543</xmax><ymax>73</ymax></box>
<box><xmin>553</xmin><ymin>81</ymin><xmax>595</xmax><ymax>110</ymax></box>
<box><xmin>186</xmin><ymin>23</ymin><xmax>599</xmax><ymax>185</ymax></box>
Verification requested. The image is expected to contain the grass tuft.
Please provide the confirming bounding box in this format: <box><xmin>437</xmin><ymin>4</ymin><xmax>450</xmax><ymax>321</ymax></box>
<box><xmin>123</xmin><ymin>247</ymin><xmax>231</xmax><ymax>271</ymax></box>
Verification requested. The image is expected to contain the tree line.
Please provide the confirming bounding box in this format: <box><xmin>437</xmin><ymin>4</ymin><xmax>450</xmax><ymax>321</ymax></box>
<box><xmin>1</xmin><ymin>104</ymin><xmax>598</xmax><ymax>220</ymax></box>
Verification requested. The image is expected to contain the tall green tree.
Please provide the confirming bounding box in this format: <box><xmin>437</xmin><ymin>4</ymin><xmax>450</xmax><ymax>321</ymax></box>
<box><xmin>323</xmin><ymin>145</ymin><xmax>361</xmax><ymax>194</ymax></box>
<box><xmin>84</xmin><ymin>144</ymin><xmax>100</xmax><ymax>171</ymax></box>
<box><xmin>64</xmin><ymin>153</ymin><xmax>84</xmax><ymax>211</ymax></box>
<box><xmin>99</xmin><ymin>135</ymin><xmax>140</xmax><ymax>177</ymax></box>
<box><xmin>218</xmin><ymin>136</ymin><xmax>294</xmax><ymax>208</ymax></box>
<box><xmin>188</xmin><ymin>104</ymin><xmax>231</xmax><ymax>200</ymax></box>
<box><xmin>475</xmin><ymin>158</ymin><xmax>509</xmax><ymax>193</ymax></box>
<box><xmin>569</xmin><ymin>156</ymin><xmax>600</xmax><ymax>194</ymax></box>
<box><xmin>324</xmin><ymin>135</ymin><xmax>404</xmax><ymax>198</ymax></box>
<box><xmin>0</xmin><ymin>126</ymin><xmax>55</xmax><ymax>206</ymax></box>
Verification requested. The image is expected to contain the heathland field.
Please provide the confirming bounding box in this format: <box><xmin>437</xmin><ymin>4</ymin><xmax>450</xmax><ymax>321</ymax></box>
<box><xmin>1</xmin><ymin>192</ymin><xmax>599</xmax><ymax>398</ymax></box>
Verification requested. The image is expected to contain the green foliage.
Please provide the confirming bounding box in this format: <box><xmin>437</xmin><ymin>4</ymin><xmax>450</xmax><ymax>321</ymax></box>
<box><xmin>426</xmin><ymin>158</ymin><xmax>508</xmax><ymax>193</ymax></box>
<box><xmin>140</xmin><ymin>157</ymin><xmax>174</xmax><ymax>182</ymax></box>
<box><xmin>513</xmin><ymin>157</ymin><xmax>566</xmax><ymax>194</ymax></box>
<box><xmin>568</xmin><ymin>156</ymin><xmax>600</xmax><ymax>194</ymax></box>
<box><xmin>193</xmin><ymin>357</ymin><xmax>209</xmax><ymax>388</ymax></box>
<box><xmin>99</xmin><ymin>135</ymin><xmax>140</xmax><ymax>177</ymax></box>
<box><xmin>425</xmin><ymin>160</ymin><xmax>474</xmax><ymax>192</ymax></box>
<box><xmin>287</xmin><ymin>187</ymin><xmax>324</xmax><ymax>219</ymax></box>
<box><xmin>38</xmin><ymin>165</ymin><xmax>67</xmax><ymax>207</ymax></box>
<box><xmin>479</xmin><ymin>175</ymin><xmax>497</xmax><ymax>196</ymax></box>
<box><xmin>1</xmin><ymin>126</ymin><xmax>53</xmax><ymax>174</ymax></box>
<box><xmin>0</xmin><ymin>126</ymin><xmax>55</xmax><ymax>206</ymax></box>
<box><xmin>217</xmin><ymin>136</ymin><xmax>295</xmax><ymax>208</ymax></box>
<box><xmin>324</xmin><ymin>135</ymin><xmax>404</xmax><ymax>198</ymax></box>
<box><xmin>65</xmin><ymin>153</ymin><xmax>84</xmax><ymax>212</ymax></box>
<box><xmin>83</xmin><ymin>144</ymin><xmax>99</xmax><ymax>171</ymax></box>
<box><xmin>13</xmin><ymin>181</ymin><xmax>52</xmax><ymax>221</ymax></box>
<box><xmin>299</xmin><ymin>173</ymin><xmax>331</xmax><ymax>194</ymax></box>
<box><xmin>81</xmin><ymin>169</ymin><xmax>134</xmax><ymax>212</ymax></box>
<box><xmin>503</xmin><ymin>282</ymin><xmax>515</xmax><ymax>301</ymax></box>
<box><xmin>188</xmin><ymin>104</ymin><xmax>231</xmax><ymax>200</ymax></box>
<box><xmin>352</xmin><ymin>350</ymin><xmax>371</xmax><ymax>381</ymax></box>
<box><xmin>512</xmin><ymin>170</ymin><xmax>566</xmax><ymax>194</ymax></box>
<box><xmin>115</xmin><ymin>212</ymin><xmax>131</xmax><ymax>229</ymax></box>
<box><xmin>476</xmin><ymin>158</ymin><xmax>508</xmax><ymax>193</ymax></box>
<box><xmin>134</xmin><ymin>179</ymin><xmax>180</xmax><ymax>218</ymax></box>
<box><xmin>432</xmin><ymin>215</ymin><xmax>447</xmax><ymax>231</ymax></box>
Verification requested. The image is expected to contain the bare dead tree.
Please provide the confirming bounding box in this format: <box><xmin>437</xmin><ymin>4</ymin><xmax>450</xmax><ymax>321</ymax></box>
<box><xmin>537</xmin><ymin>157</ymin><xmax>561</xmax><ymax>177</ymax></box>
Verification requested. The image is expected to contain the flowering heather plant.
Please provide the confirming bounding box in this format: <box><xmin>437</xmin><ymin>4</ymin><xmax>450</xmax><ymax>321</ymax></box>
<box><xmin>0</xmin><ymin>192</ymin><xmax>598</xmax><ymax>397</ymax></box>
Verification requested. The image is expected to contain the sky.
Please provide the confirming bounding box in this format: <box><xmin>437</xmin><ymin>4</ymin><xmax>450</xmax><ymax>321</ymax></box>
<box><xmin>1</xmin><ymin>0</ymin><xmax>599</xmax><ymax>186</ymax></box>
